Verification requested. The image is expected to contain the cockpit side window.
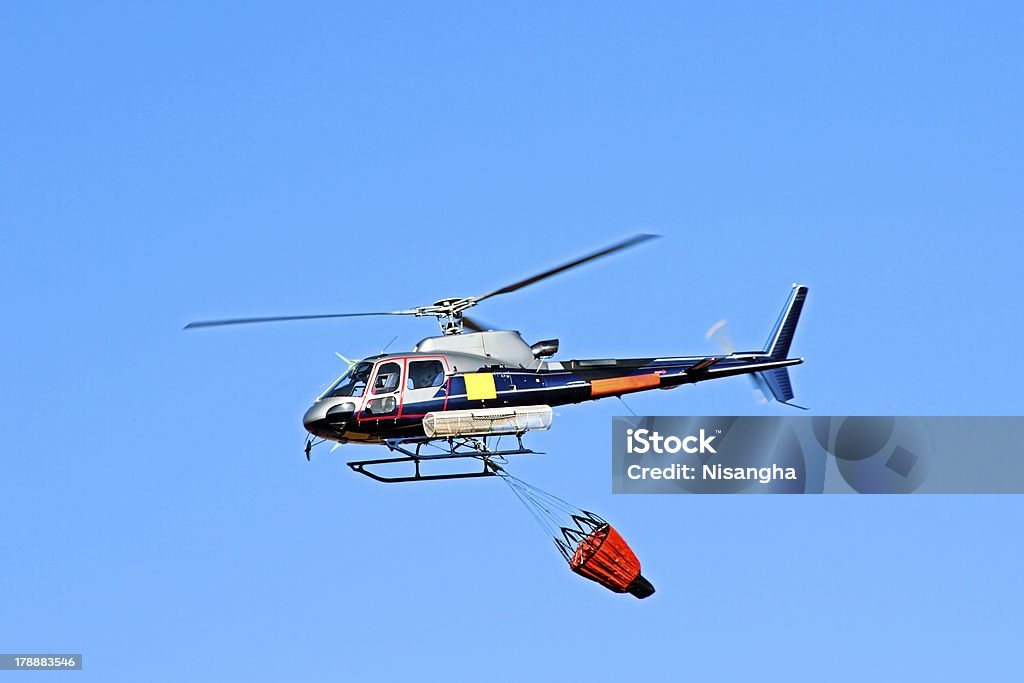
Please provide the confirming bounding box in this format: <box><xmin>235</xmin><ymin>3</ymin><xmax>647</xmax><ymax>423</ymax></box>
<box><xmin>407</xmin><ymin>360</ymin><xmax>445</xmax><ymax>389</ymax></box>
<box><xmin>372</xmin><ymin>361</ymin><xmax>402</xmax><ymax>394</ymax></box>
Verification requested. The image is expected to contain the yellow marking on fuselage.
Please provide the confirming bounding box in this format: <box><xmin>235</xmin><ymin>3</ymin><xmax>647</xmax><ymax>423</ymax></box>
<box><xmin>464</xmin><ymin>372</ymin><xmax>497</xmax><ymax>400</ymax></box>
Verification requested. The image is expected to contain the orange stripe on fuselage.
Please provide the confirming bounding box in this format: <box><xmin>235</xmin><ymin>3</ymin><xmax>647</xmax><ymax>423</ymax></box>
<box><xmin>590</xmin><ymin>373</ymin><xmax>661</xmax><ymax>397</ymax></box>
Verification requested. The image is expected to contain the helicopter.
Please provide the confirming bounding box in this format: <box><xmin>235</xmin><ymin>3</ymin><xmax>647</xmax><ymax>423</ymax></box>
<box><xmin>185</xmin><ymin>234</ymin><xmax>808</xmax><ymax>483</ymax></box>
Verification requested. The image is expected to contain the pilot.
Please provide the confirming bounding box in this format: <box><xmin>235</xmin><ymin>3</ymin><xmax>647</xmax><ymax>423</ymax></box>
<box><xmin>409</xmin><ymin>362</ymin><xmax>443</xmax><ymax>389</ymax></box>
<box><xmin>423</xmin><ymin>365</ymin><xmax>443</xmax><ymax>387</ymax></box>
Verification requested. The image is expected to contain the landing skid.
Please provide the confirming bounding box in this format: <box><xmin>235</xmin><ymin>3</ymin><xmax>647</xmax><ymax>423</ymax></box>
<box><xmin>346</xmin><ymin>434</ymin><xmax>540</xmax><ymax>483</ymax></box>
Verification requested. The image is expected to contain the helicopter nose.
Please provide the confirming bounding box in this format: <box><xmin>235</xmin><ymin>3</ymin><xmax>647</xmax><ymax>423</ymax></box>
<box><xmin>303</xmin><ymin>399</ymin><xmax>356</xmax><ymax>437</ymax></box>
<box><xmin>302</xmin><ymin>402</ymin><xmax>327</xmax><ymax>430</ymax></box>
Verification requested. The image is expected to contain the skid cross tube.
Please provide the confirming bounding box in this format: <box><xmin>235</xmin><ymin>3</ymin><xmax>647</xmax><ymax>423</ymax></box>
<box><xmin>384</xmin><ymin>434</ymin><xmax>540</xmax><ymax>459</ymax></box>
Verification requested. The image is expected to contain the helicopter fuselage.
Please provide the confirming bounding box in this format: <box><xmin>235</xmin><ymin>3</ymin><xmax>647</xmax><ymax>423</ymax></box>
<box><xmin>302</xmin><ymin>328</ymin><xmax>803</xmax><ymax>446</ymax></box>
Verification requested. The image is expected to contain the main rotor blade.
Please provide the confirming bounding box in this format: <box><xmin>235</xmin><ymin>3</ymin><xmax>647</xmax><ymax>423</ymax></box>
<box><xmin>184</xmin><ymin>310</ymin><xmax>416</xmax><ymax>330</ymax></box>
<box><xmin>473</xmin><ymin>233</ymin><xmax>659</xmax><ymax>303</ymax></box>
<box><xmin>461</xmin><ymin>315</ymin><xmax>493</xmax><ymax>333</ymax></box>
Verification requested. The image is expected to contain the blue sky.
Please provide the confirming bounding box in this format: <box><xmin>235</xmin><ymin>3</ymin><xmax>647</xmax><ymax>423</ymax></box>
<box><xmin>2</xmin><ymin>2</ymin><xmax>1022</xmax><ymax>680</ymax></box>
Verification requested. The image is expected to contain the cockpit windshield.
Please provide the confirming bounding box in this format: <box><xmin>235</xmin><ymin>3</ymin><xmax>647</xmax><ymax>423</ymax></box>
<box><xmin>320</xmin><ymin>361</ymin><xmax>373</xmax><ymax>399</ymax></box>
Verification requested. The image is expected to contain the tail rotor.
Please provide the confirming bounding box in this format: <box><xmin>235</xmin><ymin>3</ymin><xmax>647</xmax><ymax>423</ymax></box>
<box><xmin>705</xmin><ymin>319</ymin><xmax>771</xmax><ymax>404</ymax></box>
